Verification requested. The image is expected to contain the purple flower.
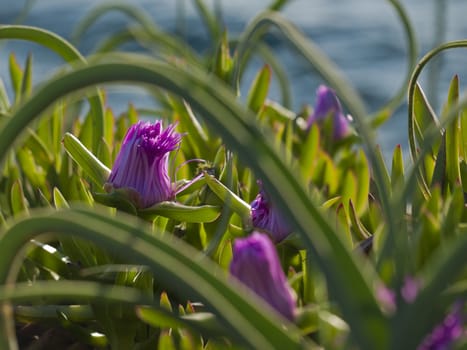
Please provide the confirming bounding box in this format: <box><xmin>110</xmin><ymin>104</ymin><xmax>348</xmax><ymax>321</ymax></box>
<box><xmin>307</xmin><ymin>85</ymin><xmax>350</xmax><ymax>140</ymax></box>
<box><xmin>230</xmin><ymin>232</ymin><xmax>296</xmax><ymax>320</ymax></box>
<box><xmin>401</xmin><ymin>276</ymin><xmax>420</xmax><ymax>303</ymax></box>
<box><xmin>251</xmin><ymin>182</ymin><xmax>292</xmax><ymax>243</ymax></box>
<box><xmin>376</xmin><ymin>284</ymin><xmax>396</xmax><ymax>313</ymax></box>
<box><xmin>417</xmin><ymin>303</ymin><xmax>464</xmax><ymax>350</ymax></box>
<box><xmin>376</xmin><ymin>277</ymin><xmax>420</xmax><ymax>314</ymax></box>
<box><xmin>105</xmin><ymin>121</ymin><xmax>182</xmax><ymax>208</ymax></box>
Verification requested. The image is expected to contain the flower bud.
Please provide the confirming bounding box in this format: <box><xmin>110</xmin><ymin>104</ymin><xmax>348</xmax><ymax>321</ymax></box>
<box><xmin>251</xmin><ymin>181</ymin><xmax>292</xmax><ymax>242</ymax></box>
<box><xmin>307</xmin><ymin>85</ymin><xmax>350</xmax><ymax>140</ymax></box>
<box><xmin>230</xmin><ymin>232</ymin><xmax>296</xmax><ymax>320</ymax></box>
<box><xmin>106</xmin><ymin>121</ymin><xmax>182</xmax><ymax>208</ymax></box>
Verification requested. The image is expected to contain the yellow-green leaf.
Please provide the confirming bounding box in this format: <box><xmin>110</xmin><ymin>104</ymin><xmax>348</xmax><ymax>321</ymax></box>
<box><xmin>247</xmin><ymin>64</ymin><xmax>271</xmax><ymax>114</ymax></box>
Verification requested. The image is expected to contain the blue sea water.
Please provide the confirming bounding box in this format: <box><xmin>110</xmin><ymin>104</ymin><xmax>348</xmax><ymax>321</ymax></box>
<box><xmin>1</xmin><ymin>0</ymin><xmax>467</xmax><ymax>159</ymax></box>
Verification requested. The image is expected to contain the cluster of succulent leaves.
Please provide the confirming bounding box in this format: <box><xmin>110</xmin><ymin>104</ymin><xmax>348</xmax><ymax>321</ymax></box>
<box><xmin>1</xmin><ymin>0</ymin><xmax>467</xmax><ymax>349</ymax></box>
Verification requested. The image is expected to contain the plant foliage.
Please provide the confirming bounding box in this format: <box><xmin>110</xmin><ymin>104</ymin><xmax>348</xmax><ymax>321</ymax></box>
<box><xmin>0</xmin><ymin>1</ymin><xmax>466</xmax><ymax>349</ymax></box>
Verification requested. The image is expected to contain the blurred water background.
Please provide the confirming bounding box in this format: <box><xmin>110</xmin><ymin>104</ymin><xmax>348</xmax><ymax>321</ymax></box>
<box><xmin>1</xmin><ymin>0</ymin><xmax>467</xmax><ymax>159</ymax></box>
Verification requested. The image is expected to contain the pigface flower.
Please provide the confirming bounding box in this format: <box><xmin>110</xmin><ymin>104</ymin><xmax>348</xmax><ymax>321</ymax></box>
<box><xmin>251</xmin><ymin>181</ymin><xmax>292</xmax><ymax>243</ymax></box>
<box><xmin>105</xmin><ymin>121</ymin><xmax>182</xmax><ymax>208</ymax></box>
<box><xmin>400</xmin><ymin>276</ymin><xmax>420</xmax><ymax>304</ymax></box>
<box><xmin>417</xmin><ymin>303</ymin><xmax>465</xmax><ymax>350</ymax></box>
<box><xmin>230</xmin><ymin>232</ymin><xmax>296</xmax><ymax>320</ymax></box>
<box><xmin>376</xmin><ymin>276</ymin><xmax>421</xmax><ymax>314</ymax></box>
<box><xmin>307</xmin><ymin>84</ymin><xmax>350</xmax><ymax>140</ymax></box>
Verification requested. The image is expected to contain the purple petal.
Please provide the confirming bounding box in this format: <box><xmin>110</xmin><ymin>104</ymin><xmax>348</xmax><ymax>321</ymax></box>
<box><xmin>107</xmin><ymin>121</ymin><xmax>182</xmax><ymax>208</ymax></box>
<box><xmin>250</xmin><ymin>182</ymin><xmax>292</xmax><ymax>242</ymax></box>
<box><xmin>376</xmin><ymin>284</ymin><xmax>396</xmax><ymax>313</ymax></box>
<box><xmin>401</xmin><ymin>276</ymin><xmax>420</xmax><ymax>303</ymax></box>
<box><xmin>307</xmin><ymin>85</ymin><xmax>350</xmax><ymax>140</ymax></box>
<box><xmin>417</xmin><ymin>303</ymin><xmax>464</xmax><ymax>350</ymax></box>
<box><xmin>230</xmin><ymin>232</ymin><xmax>296</xmax><ymax>320</ymax></box>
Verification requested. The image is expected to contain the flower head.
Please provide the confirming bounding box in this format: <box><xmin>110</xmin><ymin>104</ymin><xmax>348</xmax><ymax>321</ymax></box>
<box><xmin>230</xmin><ymin>232</ymin><xmax>296</xmax><ymax>320</ymax></box>
<box><xmin>376</xmin><ymin>283</ymin><xmax>396</xmax><ymax>314</ymax></box>
<box><xmin>417</xmin><ymin>303</ymin><xmax>464</xmax><ymax>350</ymax></box>
<box><xmin>106</xmin><ymin>121</ymin><xmax>182</xmax><ymax>208</ymax></box>
<box><xmin>307</xmin><ymin>85</ymin><xmax>350</xmax><ymax>140</ymax></box>
<box><xmin>401</xmin><ymin>276</ymin><xmax>420</xmax><ymax>304</ymax></box>
<box><xmin>376</xmin><ymin>276</ymin><xmax>420</xmax><ymax>314</ymax></box>
<box><xmin>250</xmin><ymin>181</ymin><xmax>292</xmax><ymax>242</ymax></box>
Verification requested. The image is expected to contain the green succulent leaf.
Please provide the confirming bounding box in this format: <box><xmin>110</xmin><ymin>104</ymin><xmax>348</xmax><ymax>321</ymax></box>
<box><xmin>8</xmin><ymin>53</ymin><xmax>23</xmax><ymax>104</ymax></box>
<box><xmin>93</xmin><ymin>190</ymin><xmax>138</xmax><ymax>215</ymax></box>
<box><xmin>246</xmin><ymin>64</ymin><xmax>271</xmax><ymax>114</ymax></box>
<box><xmin>62</xmin><ymin>132</ymin><xmax>110</xmax><ymax>188</ymax></box>
<box><xmin>10</xmin><ymin>180</ymin><xmax>28</xmax><ymax>216</ymax></box>
<box><xmin>20</xmin><ymin>54</ymin><xmax>33</xmax><ymax>98</ymax></box>
<box><xmin>0</xmin><ymin>78</ymin><xmax>10</xmax><ymax>112</ymax></box>
<box><xmin>139</xmin><ymin>202</ymin><xmax>221</xmax><ymax>223</ymax></box>
<box><xmin>204</xmin><ymin>173</ymin><xmax>251</xmax><ymax>224</ymax></box>
<box><xmin>53</xmin><ymin>187</ymin><xmax>69</xmax><ymax>209</ymax></box>
<box><xmin>391</xmin><ymin>144</ymin><xmax>405</xmax><ymax>192</ymax></box>
<box><xmin>442</xmin><ymin>75</ymin><xmax>461</xmax><ymax>189</ymax></box>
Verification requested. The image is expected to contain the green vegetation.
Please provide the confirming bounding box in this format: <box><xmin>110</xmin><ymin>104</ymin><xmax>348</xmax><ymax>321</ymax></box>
<box><xmin>0</xmin><ymin>1</ymin><xmax>466</xmax><ymax>349</ymax></box>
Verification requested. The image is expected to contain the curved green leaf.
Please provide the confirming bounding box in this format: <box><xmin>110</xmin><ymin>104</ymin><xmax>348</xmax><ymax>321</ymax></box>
<box><xmin>375</xmin><ymin>0</ymin><xmax>417</xmax><ymax>119</ymax></box>
<box><xmin>71</xmin><ymin>2</ymin><xmax>200</xmax><ymax>64</ymax></box>
<box><xmin>0</xmin><ymin>25</ymin><xmax>83</xmax><ymax>62</ymax></box>
<box><xmin>0</xmin><ymin>25</ymin><xmax>104</xmax><ymax>152</ymax></box>
<box><xmin>62</xmin><ymin>132</ymin><xmax>110</xmax><ymax>188</ymax></box>
<box><xmin>204</xmin><ymin>173</ymin><xmax>251</xmax><ymax>223</ymax></box>
<box><xmin>0</xmin><ymin>207</ymin><xmax>308</xmax><ymax>349</ymax></box>
<box><xmin>192</xmin><ymin>0</ymin><xmax>221</xmax><ymax>44</ymax></box>
<box><xmin>231</xmin><ymin>12</ymin><xmax>397</xmax><ymax>276</ymax></box>
<box><xmin>407</xmin><ymin>40</ymin><xmax>467</xmax><ymax>188</ymax></box>
<box><xmin>232</xmin><ymin>11</ymin><xmax>366</xmax><ymax>120</ymax></box>
<box><xmin>71</xmin><ymin>2</ymin><xmax>158</xmax><ymax>44</ymax></box>
<box><xmin>402</xmin><ymin>44</ymin><xmax>467</xmax><ymax>231</ymax></box>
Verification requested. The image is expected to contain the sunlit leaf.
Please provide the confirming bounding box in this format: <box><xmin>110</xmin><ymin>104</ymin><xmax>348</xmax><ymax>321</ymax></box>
<box><xmin>213</xmin><ymin>31</ymin><xmax>233</xmax><ymax>82</ymax></box>
<box><xmin>53</xmin><ymin>187</ymin><xmax>69</xmax><ymax>209</ymax></box>
<box><xmin>139</xmin><ymin>202</ymin><xmax>221</xmax><ymax>223</ymax></box>
<box><xmin>412</xmin><ymin>83</ymin><xmax>439</xmax><ymax>150</ymax></box>
<box><xmin>204</xmin><ymin>173</ymin><xmax>251</xmax><ymax>224</ymax></box>
<box><xmin>62</xmin><ymin>132</ymin><xmax>110</xmax><ymax>188</ymax></box>
<box><xmin>391</xmin><ymin>144</ymin><xmax>405</xmax><ymax>192</ymax></box>
<box><xmin>0</xmin><ymin>78</ymin><xmax>10</xmax><ymax>111</ymax></box>
<box><xmin>8</xmin><ymin>53</ymin><xmax>22</xmax><ymax>104</ymax></box>
<box><xmin>353</xmin><ymin>150</ymin><xmax>370</xmax><ymax>215</ymax></box>
<box><xmin>442</xmin><ymin>75</ymin><xmax>461</xmax><ymax>189</ymax></box>
<box><xmin>58</xmin><ymin>311</ymin><xmax>109</xmax><ymax>347</ymax></box>
<box><xmin>10</xmin><ymin>180</ymin><xmax>28</xmax><ymax>216</ymax></box>
<box><xmin>20</xmin><ymin>53</ymin><xmax>33</xmax><ymax>98</ymax></box>
<box><xmin>246</xmin><ymin>65</ymin><xmax>271</xmax><ymax>114</ymax></box>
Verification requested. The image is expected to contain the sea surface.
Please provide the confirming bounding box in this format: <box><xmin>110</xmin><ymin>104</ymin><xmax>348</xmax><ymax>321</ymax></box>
<box><xmin>1</xmin><ymin>0</ymin><xmax>467</xmax><ymax>159</ymax></box>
